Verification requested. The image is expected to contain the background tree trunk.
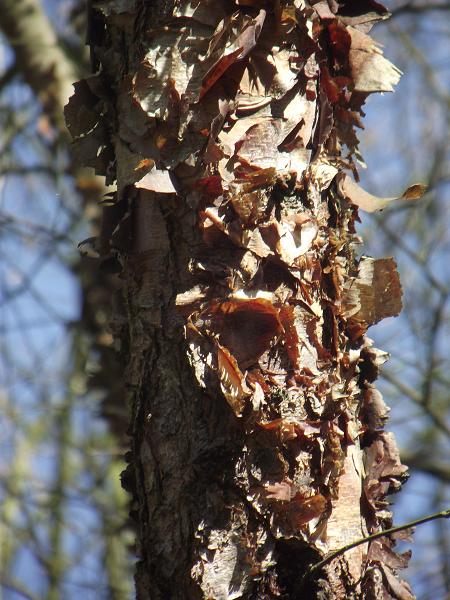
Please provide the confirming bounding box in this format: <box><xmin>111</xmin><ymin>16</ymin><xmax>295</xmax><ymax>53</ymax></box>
<box><xmin>66</xmin><ymin>1</ymin><xmax>415</xmax><ymax>598</ymax></box>
<box><xmin>0</xmin><ymin>0</ymin><xmax>129</xmax><ymax>441</ymax></box>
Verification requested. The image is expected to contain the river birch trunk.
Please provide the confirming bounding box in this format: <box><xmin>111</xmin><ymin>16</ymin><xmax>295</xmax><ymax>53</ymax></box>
<box><xmin>66</xmin><ymin>1</ymin><xmax>415</xmax><ymax>598</ymax></box>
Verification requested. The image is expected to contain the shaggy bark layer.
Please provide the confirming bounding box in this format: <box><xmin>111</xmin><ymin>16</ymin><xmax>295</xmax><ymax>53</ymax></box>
<box><xmin>66</xmin><ymin>1</ymin><xmax>417</xmax><ymax>598</ymax></box>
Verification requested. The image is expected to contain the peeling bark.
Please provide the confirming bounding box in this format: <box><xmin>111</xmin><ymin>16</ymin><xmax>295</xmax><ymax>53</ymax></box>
<box><xmin>66</xmin><ymin>1</ymin><xmax>417</xmax><ymax>598</ymax></box>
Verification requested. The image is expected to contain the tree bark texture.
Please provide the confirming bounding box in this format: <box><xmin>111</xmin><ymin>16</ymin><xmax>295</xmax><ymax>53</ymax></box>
<box><xmin>66</xmin><ymin>1</ymin><xmax>414</xmax><ymax>598</ymax></box>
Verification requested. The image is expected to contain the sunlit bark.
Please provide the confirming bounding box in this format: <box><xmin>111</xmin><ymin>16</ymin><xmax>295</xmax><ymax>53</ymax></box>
<box><xmin>66</xmin><ymin>1</ymin><xmax>416</xmax><ymax>598</ymax></box>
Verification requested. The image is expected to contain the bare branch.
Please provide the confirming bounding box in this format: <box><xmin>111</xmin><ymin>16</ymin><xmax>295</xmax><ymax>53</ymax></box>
<box><xmin>0</xmin><ymin>0</ymin><xmax>79</xmax><ymax>130</ymax></box>
<box><xmin>401</xmin><ymin>451</ymin><xmax>450</xmax><ymax>483</ymax></box>
<box><xmin>392</xmin><ymin>3</ymin><xmax>450</xmax><ymax>17</ymax></box>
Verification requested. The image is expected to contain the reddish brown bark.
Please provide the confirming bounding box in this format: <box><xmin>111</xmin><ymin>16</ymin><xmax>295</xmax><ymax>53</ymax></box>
<box><xmin>66</xmin><ymin>1</ymin><xmax>418</xmax><ymax>598</ymax></box>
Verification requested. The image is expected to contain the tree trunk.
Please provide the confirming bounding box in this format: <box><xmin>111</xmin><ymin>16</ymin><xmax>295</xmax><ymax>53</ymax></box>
<box><xmin>66</xmin><ymin>1</ymin><xmax>414</xmax><ymax>598</ymax></box>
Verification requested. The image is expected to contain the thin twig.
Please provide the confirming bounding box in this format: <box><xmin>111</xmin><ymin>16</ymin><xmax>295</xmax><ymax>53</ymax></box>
<box><xmin>0</xmin><ymin>579</ymin><xmax>40</xmax><ymax>600</ymax></box>
<box><xmin>392</xmin><ymin>2</ymin><xmax>450</xmax><ymax>17</ymax></box>
<box><xmin>301</xmin><ymin>508</ymin><xmax>450</xmax><ymax>587</ymax></box>
<box><xmin>401</xmin><ymin>450</ymin><xmax>450</xmax><ymax>483</ymax></box>
<box><xmin>381</xmin><ymin>370</ymin><xmax>450</xmax><ymax>438</ymax></box>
